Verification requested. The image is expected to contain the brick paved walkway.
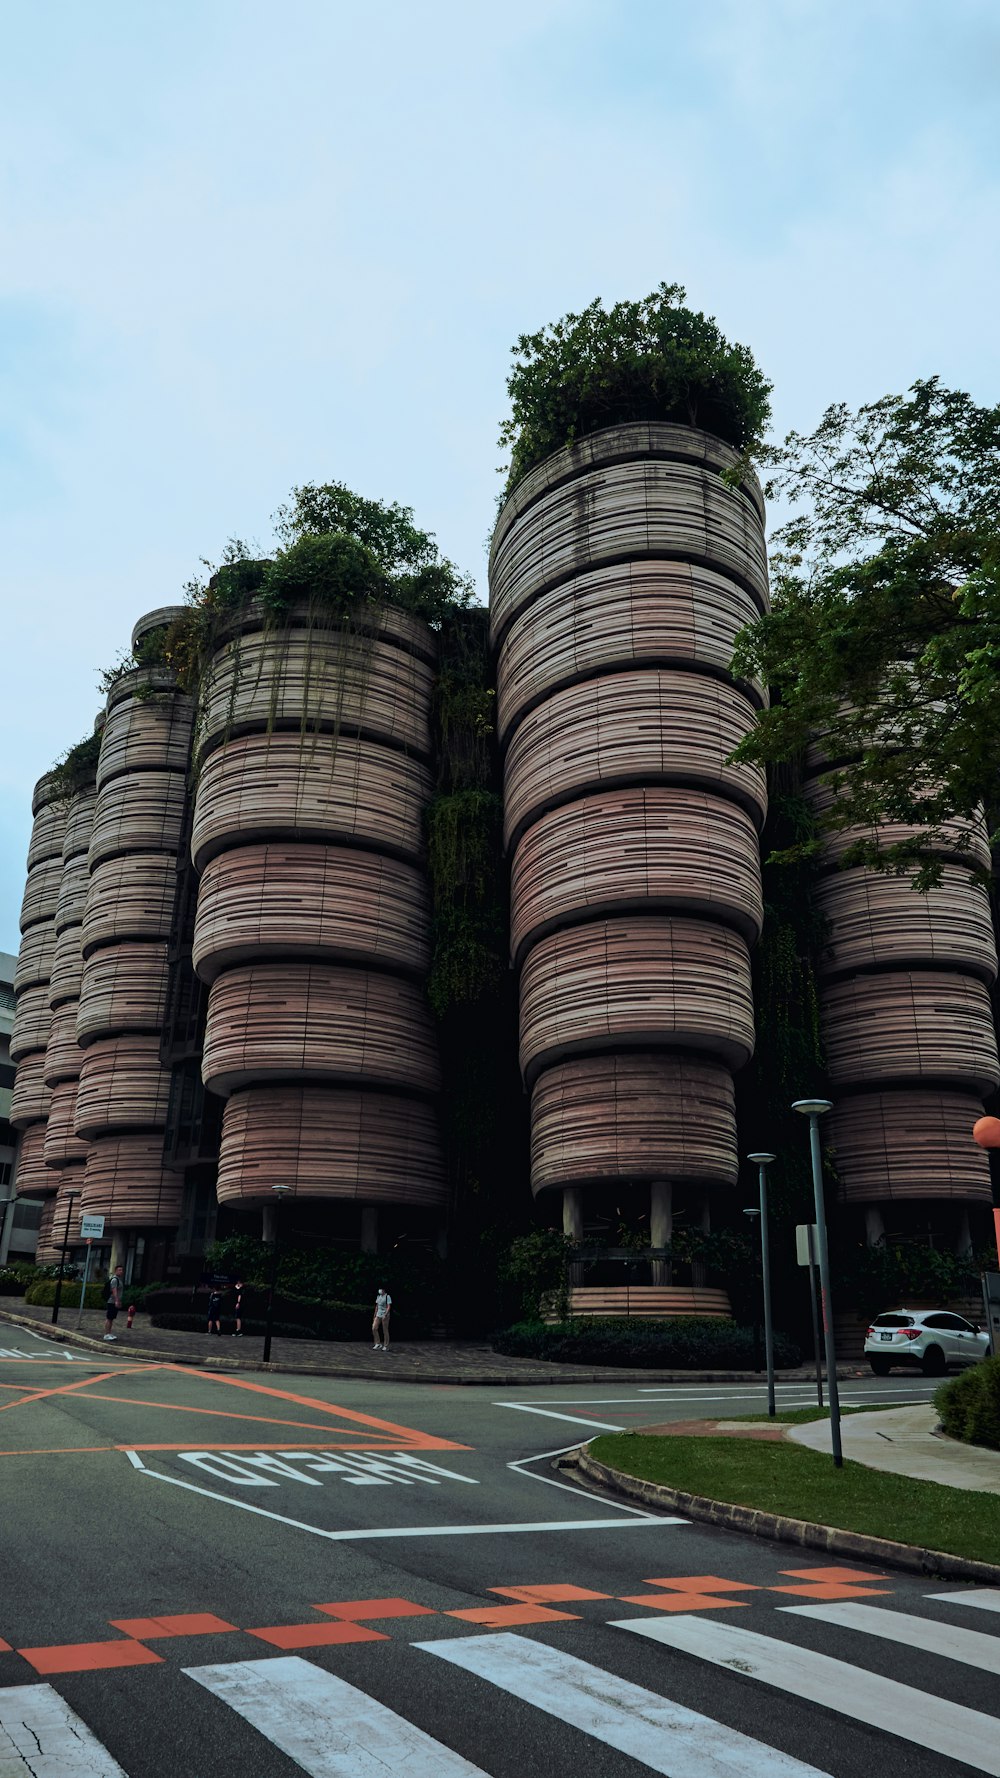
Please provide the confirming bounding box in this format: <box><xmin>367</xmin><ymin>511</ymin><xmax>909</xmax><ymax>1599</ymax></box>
<box><xmin>0</xmin><ymin>1301</ymin><xmax>863</xmax><ymax>1387</ymax></box>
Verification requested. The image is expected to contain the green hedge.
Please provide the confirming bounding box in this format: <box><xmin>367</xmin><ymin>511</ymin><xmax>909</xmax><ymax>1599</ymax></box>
<box><xmin>143</xmin><ymin>1289</ymin><xmax>371</xmax><ymax>1342</ymax></box>
<box><xmin>149</xmin><ymin>1313</ymin><xmax>319</xmax><ymax>1340</ymax></box>
<box><xmin>936</xmin><ymin>1355</ymin><xmax>1000</xmax><ymax>1451</ymax></box>
<box><xmin>493</xmin><ymin>1317</ymin><xmax>802</xmax><ymax>1369</ymax></box>
<box><xmin>24</xmin><ymin>1281</ymin><xmax>106</xmax><ymax>1310</ymax></box>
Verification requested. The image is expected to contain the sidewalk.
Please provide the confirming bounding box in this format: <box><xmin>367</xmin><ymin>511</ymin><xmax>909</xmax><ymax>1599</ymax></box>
<box><xmin>0</xmin><ymin>1302</ymin><xmax>865</xmax><ymax>1388</ymax></box>
<box><xmin>789</xmin><ymin>1403</ymin><xmax>1000</xmax><ymax>1494</ymax></box>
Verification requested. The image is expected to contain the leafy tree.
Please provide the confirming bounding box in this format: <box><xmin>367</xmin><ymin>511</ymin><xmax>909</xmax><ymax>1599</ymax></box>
<box><xmin>731</xmin><ymin>378</ymin><xmax>1000</xmax><ymax>882</ymax></box>
<box><xmin>273</xmin><ymin>480</ymin><xmax>473</xmax><ymax>623</ymax></box>
<box><xmin>500</xmin><ymin>282</ymin><xmax>772</xmax><ymax>490</ymax></box>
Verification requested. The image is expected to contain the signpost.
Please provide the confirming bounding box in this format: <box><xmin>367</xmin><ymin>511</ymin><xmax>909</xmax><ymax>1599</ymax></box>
<box><xmin>75</xmin><ymin>1215</ymin><xmax>105</xmax><ymax>1329</ymax></box>
<box><xmin>982</xmin><ymin>1272</ymin><xmax>1000</xmax><ymax>1359</ymax></box>
<box><xmin>796</xmin><ymin>1222</ymin><xmax>824</xmax><ymax>1408</ymax></box>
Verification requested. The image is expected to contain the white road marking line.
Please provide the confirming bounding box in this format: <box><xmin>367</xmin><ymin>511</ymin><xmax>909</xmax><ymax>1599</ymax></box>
<box><xmin>418</xmin><ymin>1631</ymin><xmax>830</xmax><ymax>1777</ymax></box>
<box><xmin>124</xmin><ymin>1450</ymin><xmax>145</xmax><ymax>1470</ymax></box>
<box><xmin>185</xmin><ymin>1653</ymin><xmax>489</xmax><ymax>1776</ymax></box>
<box><xmin>783</xmin><ymin>1600</ymin><xmax>1000</xmax><ymax>1673</ymax></box>
<box><xmin>0</xmin><ymin>1681</ymin><xmax>128</xmax><ymax>1776</ymax></box>
<box><xmin>507</xmin><ymin>1442</ymin><xmax>658</xmax><ymax>1517</ymax></box>
<box><xmin>928</xmin><ymin>1587</ymin><xmax>1000</xmax><ymax>1615</ymax></box>
<box><xmin>614</xmin><ymin>1614</ymin><xmax>1000</xmax><ymax>1775</ymax></box>
<box><xmin>136</xmin><ymin>1462</ymin><xmax>683</xmax><ymax>1536</ymax></box>
<box><xmin>493</xmin><ymin>1401</ymin><xmax>625</xmax><ymax>1430</ymax></box>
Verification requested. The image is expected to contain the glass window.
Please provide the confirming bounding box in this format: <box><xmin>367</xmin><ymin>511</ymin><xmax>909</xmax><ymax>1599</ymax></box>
<box><xmin>873</xmin><ymin>1313</ymin><xmax>913</xmax><ymax>1327</ymax></box>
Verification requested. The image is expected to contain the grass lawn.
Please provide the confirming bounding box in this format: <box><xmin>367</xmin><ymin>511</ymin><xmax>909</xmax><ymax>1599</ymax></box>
<box><xmin>589</xmin><ymin>1432</ymin><xmax>1000</xmax><ymax>1567</ymax></box>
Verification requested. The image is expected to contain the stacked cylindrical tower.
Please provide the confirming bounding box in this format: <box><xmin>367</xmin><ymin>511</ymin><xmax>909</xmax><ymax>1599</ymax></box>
<box><xmin>10</xmin><ymin>773</ymin><xmax>67</xmax><ymax>1223</ymax></box>
<box><xmin>77</xmin><ymin>615</ymin><xmax>193</xmax><ymax>1250</ymax></box>
<box><xmin>490</xmin><ymin>424</ymin><xmax>769</xmax><ymax>1254</ymax></box>
<box><xmin>806</xmin><ymin>761</ymin><xmax>999</xmax><ymax>1245</ymax></box>
<box><xmin>38</xmin><ymin>752</ymin><xmax>102</xmax><ymax>1249</ymax></box>
<box><xmin>190</xmin><ymin>600</ymin><xmax>446</xmax><ymax>1240</ymax></box>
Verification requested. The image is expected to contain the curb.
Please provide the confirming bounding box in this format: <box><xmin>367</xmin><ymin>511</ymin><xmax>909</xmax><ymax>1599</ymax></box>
<box><xmin>0</xmin><ymin>1308</ymin><xmax>864</xmax><ymax>1387</ymax></box>
<box><xmin>575</xmin><ymin>1446</ymin><xmax>1000</xmax><ymax>1583</ymax></box>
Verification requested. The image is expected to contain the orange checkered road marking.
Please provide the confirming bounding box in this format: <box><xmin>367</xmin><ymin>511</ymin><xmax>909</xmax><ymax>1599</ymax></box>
<box><xmin>3</xmin><ymin>1565</ymin><xmax>897</xmax><ymax>1672</ymax></box>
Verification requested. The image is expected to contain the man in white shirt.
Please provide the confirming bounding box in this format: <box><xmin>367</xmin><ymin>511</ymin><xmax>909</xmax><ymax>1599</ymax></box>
<box><xmin>372</xmin><ymin>1287</ymin><xmax>392</xmax><ymax>1350</ymax></box>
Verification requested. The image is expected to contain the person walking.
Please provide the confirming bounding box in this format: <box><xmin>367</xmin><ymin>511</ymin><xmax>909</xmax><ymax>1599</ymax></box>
<box><xmin>103</xmin><ymin>1265</ymin><xmax>124</xmax><ymax>1342</ymax></box>
<box><xmin>372</xmin><ymin>1286</ymin><xmax>392</xmax><ymax>1350</ymax></box>
<box><xmin>207</xmin><ymin>1288</ymin><xmax>223</xmax><ymax>1336</ymax></box>
<box><xmin>231</xmin><ymin>1280</ymin><xmax>245</xmax><ymax>1337</ymax></box>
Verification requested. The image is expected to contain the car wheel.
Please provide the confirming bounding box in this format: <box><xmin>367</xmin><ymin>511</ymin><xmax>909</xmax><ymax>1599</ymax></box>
<box><xmin>869</xmin><ymin>1357</ymin><xmax>891</xmax><ymax>1376</ymax></box>
<box><xmin>921</xmin><ymin>1345</ymin><xmax>946</xmax><ymax>1377</ymax></box>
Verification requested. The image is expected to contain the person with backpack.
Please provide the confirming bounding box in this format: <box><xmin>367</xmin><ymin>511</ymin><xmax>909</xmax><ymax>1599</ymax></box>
<box><xmin>103</xmin><ymin>1265</ymin><xmax>124</xmax><ymax>1342</ymax></box>
<box><xmin>207</xmin><ymin>1288</ymin><xmax>223</xmax><ymax>1336</ymax></box>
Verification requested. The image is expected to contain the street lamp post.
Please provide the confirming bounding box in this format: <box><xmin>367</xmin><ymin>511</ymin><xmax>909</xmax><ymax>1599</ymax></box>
<box><xmin>50</xmin><ymin>1191</ymin><xmax>81</xmax><ymax>1326</ymax></box>
<box><xmin>262</xmin><ymin>1184</ymin><xmax>290</xmax><ymax>1365</ymax></box>
<box><xmin>792</xmin><ymin>1099</ymin><xmax>842</xmax><ymax>1467</ymax></box>
<box><xmin>747</xmin><ymin>1152</ymin><xmax>777</xmax><ymax>1417</ymax></box>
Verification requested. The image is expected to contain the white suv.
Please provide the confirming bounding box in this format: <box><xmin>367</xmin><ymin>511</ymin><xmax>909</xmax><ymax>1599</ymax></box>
<box><xmin>865</xmin><ymin>1309</ymin><xmax>990</xmax><ymax>1377</ymax></box>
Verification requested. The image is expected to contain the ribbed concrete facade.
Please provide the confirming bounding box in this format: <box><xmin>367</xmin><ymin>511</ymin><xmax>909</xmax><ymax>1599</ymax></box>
<box><xmin>805</xmin><ymin>758</ymin><xmax>998</xmax><ymax>1234</ymax></box>
<box><xmin>11</xmin><ymin>775</ymin><xmax>68</xmax><ymax>1215</ymax></box>
<box><xmin>77</xmin><ymin>637</ymin><xmax>193</xmax><ymax>1236</ymax></box>
<box><xmin>191</xmin><ymin>601</ymin><xmax>446</xmax><ymax>1226</ymax></box>
<box><xmin>10</xmin><ymin>440</ymin><xmax>998</xmax><ymax>1283</ymax></box>
<box><xmin>491</xmin><ymin>423</ymin><xmax>768</xmax><ymax>1245</ymax></box>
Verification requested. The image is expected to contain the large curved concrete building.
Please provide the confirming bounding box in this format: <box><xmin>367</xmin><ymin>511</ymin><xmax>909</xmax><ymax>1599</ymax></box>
<box><xmin>10</xmin><ymin>773</ymin><xmax>69</xmax><ymax>1231</ymax></box>
<box><xmin>491</xmin><ymin>423</ymin><xmax>768</xmax><ymax>1260</ymax></box>
<box><xmin>76</xmin><ymin>632</ymin><xmax>193</xmax><ymax>1260</ymax></box>
<box><xmin>190</xmin><ymin>599</ymin><xmax>446</xmax><ymax>1246</ymax></box>
<box><xmin>806</xmin><ymin>758</ymin><xmax>998</xmax><ymax>1250</ymax></box>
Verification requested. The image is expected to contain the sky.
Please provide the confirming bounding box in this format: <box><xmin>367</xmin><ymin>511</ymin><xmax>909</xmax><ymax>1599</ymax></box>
<box><xmin>2</xmin><ymin>0</ymin><xmax>998</xmax><ymax>948</ymax></box>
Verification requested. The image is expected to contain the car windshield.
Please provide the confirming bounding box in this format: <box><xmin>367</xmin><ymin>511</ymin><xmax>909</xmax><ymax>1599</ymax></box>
<box><xmin>872</xmin><ymin>1314</ymin><xmax>913</xmax><ymax>1328</ymax></box>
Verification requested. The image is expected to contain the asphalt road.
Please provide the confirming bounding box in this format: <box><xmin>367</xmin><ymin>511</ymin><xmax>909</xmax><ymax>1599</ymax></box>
<box><xmin>0</xmin><ymin>1327</ymin><xmax>993</xmax><ymax>1778</ymax></box>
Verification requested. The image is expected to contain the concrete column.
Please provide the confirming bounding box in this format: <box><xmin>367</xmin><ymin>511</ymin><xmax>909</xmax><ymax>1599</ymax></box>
<box><xmin>261</xmin><ymin>1205</ymin><xmax>276</xmax><ymax>1244</ymax></box>
<box><xmin>864</xmin><ymin>1204</ymin><xmax>885</xmax><ymax>1246</ymax></box>
<box><xmin>435</xmin><ymin>1224</ymin><xmax>448</xmax><ymax>1260</ymax></box>
<box><xmin>691</xmin><ymin>1187</ymin><xmax>711</xmax><ymax>1287</ymax></box>
<box><xmin>110</xmin><ymin>1230</ymin><xmax>130</xmax><ymax>1273</ymax></box>
<box><xmin>650</xmin><ymin>1179</ymin><xmax>672</xmax><ymax>1285</ymax></box>
<box><xmin>562</xmin><ymin>1187</ymin><xmax>583</xmax><ymax>1241</ymax></box>
<box><xmin>360</xmin><ymin>1206</ymin><xmax>379</xmax><ymax>1254</ymax></box>
<box><xmin>955</xmin><ymin>1206</ymin><xmax>973</xmax><ymax>1257</ymax></box>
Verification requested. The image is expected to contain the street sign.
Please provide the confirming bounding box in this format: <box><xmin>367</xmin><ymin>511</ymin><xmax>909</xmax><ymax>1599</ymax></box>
<box><xmin>79</xmin><ymin>1214</ymin><xmax>105</xmax><ymax>1239</ymax></box>
<box><xmin>795</xmin><ymin>1223</ymin><xmax>819</xmax><ymax>1266</ymax></box>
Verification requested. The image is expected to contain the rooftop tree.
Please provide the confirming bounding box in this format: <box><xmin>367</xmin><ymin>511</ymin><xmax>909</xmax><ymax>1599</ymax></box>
<box><xmin>499</xmin><ymin>281</ymin><xmax>772</xmax><ymax>490</ymax></box>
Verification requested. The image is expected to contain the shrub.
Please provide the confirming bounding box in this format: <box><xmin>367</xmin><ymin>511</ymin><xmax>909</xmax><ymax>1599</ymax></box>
<box><xmin>493</xmin><ymin>1317</ymin><xmax>802</xmax><ymax>1369</ymax></box>
<box><xmin>0</xmin><ymin>1268</ymin><xmax>31</xmax><ymax>1297</ymax></box>
<box><xmin>500</xmin><ymin>283</ymin><xmax>772</xmax><ymax>490</ymax></box>
<box><xmin>149</xmin><ymin>1314</ymin><xmax>319</xmax><ymax>1340</ymax></box>
<box><xmin>936</xmin><ymin>1356</ymin><xmax>1000</xmax><ymax>1451</ymax></box>
<box><xmin>143</xmin><ymin>1288</ymin><xmax>373</xmax><ymax>1342</ymax></box>
<box><xmin>24</xmin><ymin>1281</ymin><xmax>106</xmax><ymax>1310</ymax></box>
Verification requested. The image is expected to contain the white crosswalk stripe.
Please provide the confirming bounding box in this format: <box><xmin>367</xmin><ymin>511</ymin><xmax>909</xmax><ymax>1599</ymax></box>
<box><xmin>0</xmin><ymin>1682</ymin><xmax>127</xmax><ymax>1777</ymax></box>
<box><xmin>613</xmin><ymin>1613</ymin><xmax>1000</xmax><ymax>1775</ymax></box>
<box><xmin>184</xmin><ymin>1653</ymin><xmax>489</xmax><ymax>1776</ymax></box>
<box><xmin>783</xmin><ymin>1598</ymin><xmax>1000</xmax><ymax>1672</ymax></box>
<box><xmin>417</xmin><ymin>1631</ymin><xmax>831</xmax><ymax>1776</ymax></box>
<box><xmin>2</xmin><ymin>1595</ymin><xmax>999</xmax><ymax>1777</ymax></box>
<box><xmin>928</xmin><ymin>1586</ymin><xmax>1000</xmax><ymax>1615</ymax></box>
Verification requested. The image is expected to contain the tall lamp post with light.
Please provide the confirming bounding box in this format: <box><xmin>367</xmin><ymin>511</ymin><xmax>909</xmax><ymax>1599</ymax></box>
<box><xmin>747</xmin><ymin>1152</ymin><xmax>777</xmax><ymax>1416</ymax></box>
<box><xmin>50</xmin><ymin>1190</ymin><xmax>81</xmax><ymax>1326</ymax></box>
<box><xmin>792</xmin><ymin>1098</ymin><xmax>842</xmax><ymax>1467</ymax></box>
<box><xmin>262</xmin><ymin>1183</ymin><xmax>290</xmax><ymax>1365</ymax></box>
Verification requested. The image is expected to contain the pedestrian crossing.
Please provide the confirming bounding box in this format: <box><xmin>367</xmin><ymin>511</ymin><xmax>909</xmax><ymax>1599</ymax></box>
<box><xmin>1</xmin><ymin>1587</ymin><xmax>996</xmax><ymax>1776</ymax></box>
